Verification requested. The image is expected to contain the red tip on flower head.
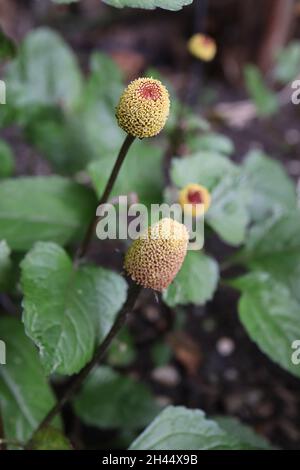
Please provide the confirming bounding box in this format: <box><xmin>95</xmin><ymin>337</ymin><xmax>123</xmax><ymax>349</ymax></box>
<box><xmin>138</xmin><ymin>81</ymin><xmax>162</xmax><ymax>101</ymax></box>
<box><xmin>179</xmin><ymin>184</ymin><xmax>211</xmax><ymax>217</ymax></box>
<box><xmin>201</xmin><ymin>36</ymin><xmax>213</xmax><ymax>46</ymax></box>
<box><xmin>187</xmin><ymin>189</ymin><xmax>203</xmax><ymax>204</ymax></box>
<box><xmin>116</xmin><ymin>78</ymin><xmax>170</xmax><ymax>138</ymax></box>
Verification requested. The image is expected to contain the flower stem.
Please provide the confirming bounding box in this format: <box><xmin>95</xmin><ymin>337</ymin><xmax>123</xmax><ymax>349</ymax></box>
<box><xmin>27</xmin><ymin>281</ymin><xmax>142</xmax><ymax>446</ymax></box>
<box><xmin>75</xmin><ymin>133</ymin><xmax>135</xmax><ymax>263</ymax></box>
<box><xmin>26</xmin><ymin>136</ymin><xmax>138</xmax><ymax>446</ymax></box>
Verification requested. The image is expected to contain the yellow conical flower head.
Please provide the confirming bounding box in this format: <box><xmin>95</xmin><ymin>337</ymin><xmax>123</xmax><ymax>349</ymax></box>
<box><xmin>179</xmin><ymin>183</ymin><xmax>211</xmax><ymax>217</ymax></box>
<box><xmin>188</xmin><ymin>34</ymin><xmax>217</xmax><ymax>62</ymax></box>
<box><xmin>124</xmin><ymin>218</ymin><xmax>189</xmax><ymax>292</ymax></box>
<box><xmin>116</xmin><ymin>78</ymin><xmax>170</xmax><ymax>138</ymax></box>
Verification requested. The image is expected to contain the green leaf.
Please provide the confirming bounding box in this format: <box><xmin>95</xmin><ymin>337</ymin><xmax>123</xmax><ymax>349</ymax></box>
<box><xmin>163</xmin><ymin>251</ymin><xmax>219</xmax><ymax>307</ymax></box>
<box><xmin>107</xmin><ymin>327</ymin><xmax>136</xmax><ymax>367</ymax></box>
<box><xmin>187</xmin><ymin>133</ymin><xmax>234</xmax><ymax>156</ymax></box>
<box><xmin>206</xmin><ymin>174</ymin><xmax>250</xmax><ymax>246</ymax></box>
<box><xmin>88</xmin><ymin>141</ymin><xmax>164</xmax><ymax>206</ymax></box>
<box><xmin>21</xmin><ymin>242</ymin><xmax>127</xmax><ymax>375</ymax></box>
<box><xmin>243</xmin><ymin>211</ymin><xmax>300</xmax><ymax>259</ymax></box>
<box><xmin>214</xmin><ymin>417</ymin><xmax>274</xmax><ymax>450</ymax></box>
<box><xmin>25</xmin><ymin>110</ymin><xmax>93</xmax><ymax>175</ymax></box>
<box><xmin>77</xmin><ymin>100</ymin><xmax>123</xmax><ymax>163</ymax></box>
<box><xmin>129</xmin><ymin>406</ymin><xmax>273</xmax><ymax>450</ymax></box>
<box><xmin>240</xmin><ymin>210</ymin><xmax>300</xmax><ymax>303</ymax></box>
<box><xmin>0</xmin><ymin>28</ymin><xmax>17</xmax><ymax>60</ymax></box>
<box><xmin>0</xmin><ymin>140</ymin><xmax>15</xmax><ymax>178</ymax></box>
<box><xmin>244</xmin><ymin>65</ymin><xmax>279</xmax><ymax>117</ymax></box>
<box><xmin>25</xmin><ymin>85</ymin><xmax>123</xmax><ymax>174</ymax></box>
<box><xmin>5</xmin><ymin>28</ymin><xmax>82</xmax><ymax>112</ymax></box>
<box><xmin>237</xmin><ymin>210</ymin><xmax>300</xmax><ymax>377</ymax></box>
<box><xmin>170</xmin><ymin>152</ymin><xmax>250</xmax><ymax>246</ymax></box>
<box><xmin>51</xmin><ymin>52</ymin><xmax>125</xmax><ymax>170</ymax></box>
<box><xmin>73</xmin><ymin>366</ymin><xmax>159</xmax><ymax>430</ymax></box>
<box><xmin>85</xmin><ymin>52</ymin><xmax>124</xmax><ymax>108</ymax></box>
<box><xmin>171</xmin><ymin>152</ymin><xmax>238</xmax><ymax>192</ymax></box>
<box><xmin>0</xmin><ymin>317</ymin><xmax>57</xmax><ymax>443</ymax></box>
<box><xmin>30</xmin><ymin>427</ymin><xmax>72</xmax><ymax>450</ymax></box>
<box><xmin>231</xmin><ymin>271</ymin><xmax>300</xmax><ymax>378</ymax></box>
<box><xmin>0</xmin><ymin>240</ymin><xmax>12</xmax><ymax>290</ymax></box>
<box><xmin>274</xmin><ymin>41</ymin><xmax>300</xmax><ymax>84</ymax></box>
<box><xmin>8</xmin><ymin>49</ymin><xmax>124</xmax><ymax>175</ymax></box>
<box><xmin>254</xmin><ymin>250</ymin><xmax>300</xmax><ymax>305</ymax></box>
<box><xmin>0</xmin><ymin>176</ymin><xmax>96</xmax><ymax>251</ymax></box>
<box><xmin>242</xmin><ymin>150</ymin><xmax>297</xmax><ymax>223</ymax></box>
<box><xmin>103</xmin><ymin>0</ymin><xmax>193</xmax><ymax>11</ymax></box>
<box><xmin>3</xmin><ymin>40</ymin><xmax>124</xmax><ymax>175</ymax></box>
<box><xmin>182</xmin><ymin>112</ymin><xmax>210</xmax><ymax>133</ymax></box>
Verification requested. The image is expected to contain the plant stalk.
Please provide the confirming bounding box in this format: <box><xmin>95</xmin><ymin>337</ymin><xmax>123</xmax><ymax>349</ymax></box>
<box><xmin>25</xmin><ymin>129</ymin><xmax>137</xmax><ymax>447</ymax></box>
<box><xmin>75</xmin><ymin>133</ymin><xmax>135</xmax><ymax>262</ymax></box>
<box><xmin>27</xmin><ymin>281</ymin><xmax>142</xmax><ymax>446</ymax></box>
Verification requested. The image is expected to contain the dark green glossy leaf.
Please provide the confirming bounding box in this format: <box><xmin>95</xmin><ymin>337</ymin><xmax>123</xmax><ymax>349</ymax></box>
<box><xmin>0</xmin><ymin>317</ymin><xmax>57</xmax><ymax>443</ymax></box>
<box><xmin>74</xmin><ymin>366</ymin><xmax>159</xmax><ymax>430</ymax></box>
<box><xmin>21</xmin><ymin>243</ymin><xmax>127</xmax><ymax>375</ymax></box>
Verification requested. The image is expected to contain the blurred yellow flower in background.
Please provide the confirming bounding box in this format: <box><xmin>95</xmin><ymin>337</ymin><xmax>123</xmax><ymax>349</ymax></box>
<box><xmin>179</xmin><ymin>183</ymin><xmax>211</xmax><ymax>217</ymax></box>
<box><xmin>188</xmin><ymin>34</ymin><xmax>217</xmax><ymax>62</ymax></box>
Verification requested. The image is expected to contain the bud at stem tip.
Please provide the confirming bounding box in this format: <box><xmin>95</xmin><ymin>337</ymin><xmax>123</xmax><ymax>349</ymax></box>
<box><xmin>116</xmin><ymin>78</ymin><xmax>170</xmax><ymax>139</ymax></box>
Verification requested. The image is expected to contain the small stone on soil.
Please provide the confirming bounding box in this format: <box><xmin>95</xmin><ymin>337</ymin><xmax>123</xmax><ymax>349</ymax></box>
<box><xmin>151</xmin><ymin>365</ymin><xmax>181</xmax><ymax>387</ymax></box>
<box><xmin>216</xmin><ymin>337</ymin><xmax>235</xmax><ymax>356</ymax></box>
